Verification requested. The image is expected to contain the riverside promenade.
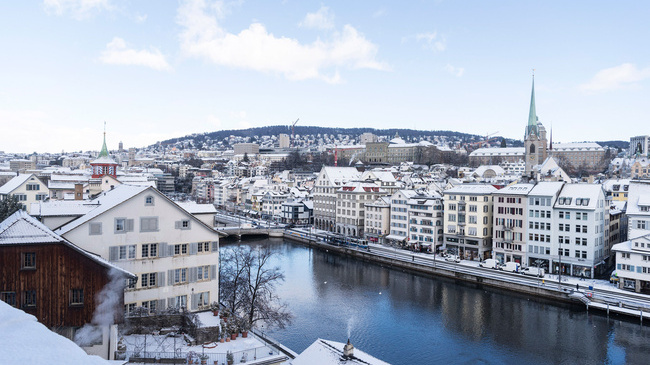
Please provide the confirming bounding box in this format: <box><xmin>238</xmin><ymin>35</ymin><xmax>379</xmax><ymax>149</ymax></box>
<box><xmin>283</xmin><ymin>229</ymin><xmax>650</xmax><ymax>322</ymax></box>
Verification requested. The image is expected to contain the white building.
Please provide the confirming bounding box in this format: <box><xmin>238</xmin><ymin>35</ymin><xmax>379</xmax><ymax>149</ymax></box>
<box><xmin>625</xmin><ymin>181</ymin><xmax>650</xmax><ymax>240</ymax></box>
<box><xmin>524</xmin><ymin>182</ymin><xmax>565</xmax><ymax>269</ymax></box>
<box><xmin>335</xmin><ymin>181</ymin><xmax>386</xmax><ymax>237</ymax></box>
<box><xmin>364</xmin><ymin>196</ymin><xmax>391</xmax><ymax>244</ymax></box>
<box><xmin>492</xmin><ymin>184</ymin><xmax>535</xmax><ymax>264</ymax></box>
<box><xmin>53</xmin><ymin>185</ymin><xmax>220</xmax><ymax>314</ymax></box>
<box><xmin>612</xmin><ymin>233</ymin><xmax>650</xmax><ymax>293</ymax></box>
<box><xmin>313</xmin><ymin>167</ymin><xmax>361</xmax><ymax>232</ymax></box>
<box><xmin>552</xmin><ymin>184</ymin><xmax>608</xmax><ymax>278</ymax></box>
<box><xmin>406</xmin><ymin>189</ymin><xmax>444</xmax><ymax>252</ymax></box>
<box><xmin>0</xmin><ymin>174</ymin><xmax>48</xmax><ymax>213</ymax></box>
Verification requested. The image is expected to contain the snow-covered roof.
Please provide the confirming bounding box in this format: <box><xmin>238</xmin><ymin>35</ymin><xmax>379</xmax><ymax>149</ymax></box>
<box><xmin>30</xmin><ymin>200</ymin><xmax>99</xmax><ymax>217</ymax></box>
<box><xmin>0</xmin><ymin>301</ymin><xmax>117</xmax><ymax>365</ymax></box>
<box><xmin>444</xmin><ymin>184</ymin><xmax>498</xmax><ymax>195</ymax></box>
<box><xmin>48</xmin><ymin>181</ymin><xmax>77</xmax><ymax>190</ymax></box>
<box><xmin>56</xmin><ymin>185</ymin><xmax>150</xmax><ymax>235</ymax></box>
<box><xmin>0</xmin><ymin>174</ymin><xmax>35</xmax><ymax>194</ymax></box>
<box><xmin>625</xmin><ymin>181</ymin><xmax>650</xmax><ymax>216</ymax></box>
<box><xmin>555</xmin><ymin>184</ymin><xmax>603</xmax><ymax>209</ymax></box>
<box><xmin>292</xmin><ymin>339</ymin><xmax>389</xmax><ymax>365</ymax></box>
<box><xmin>178</xmin><ymin>201</ymin><xmax>217</xmax><ymax>214</ymax></box>
<box><xmin>469</xmin><ymin>147</ymin><xmax>525</xmax><ymax>157</ymax></box>
<box><xmin>528</xmin><ymin>181</ymin><xmax>564</xmax><ymax>197</ymax></box>
<box><xmin>552</xmin><ymin>142</ymin><xmax>604</xmax><ymax>151</ymax></box>
<box><xmin>493</xmin><ymin>183</ymin><xmax>535</xmax><ymax>195</ymax></box>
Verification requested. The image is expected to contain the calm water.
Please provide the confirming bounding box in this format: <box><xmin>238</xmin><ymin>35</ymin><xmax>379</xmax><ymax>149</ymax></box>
<box><xmin>227</xmin><ymin>238</ymin><xmax>650</xmax><ymax>365</ymax></box>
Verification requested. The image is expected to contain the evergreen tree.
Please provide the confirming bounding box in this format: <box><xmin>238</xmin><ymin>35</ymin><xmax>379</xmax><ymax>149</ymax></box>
<box><xmin>0</xmin><ymin>195</ymin><xmax>23</xmax><ymax>222</ymax></box>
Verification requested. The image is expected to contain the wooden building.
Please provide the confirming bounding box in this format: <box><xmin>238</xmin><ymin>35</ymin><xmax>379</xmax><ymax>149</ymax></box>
<box><xmin>0</xmin><ymin>211</ymin><xmax>134</xmax><ymax>328</ymax></box>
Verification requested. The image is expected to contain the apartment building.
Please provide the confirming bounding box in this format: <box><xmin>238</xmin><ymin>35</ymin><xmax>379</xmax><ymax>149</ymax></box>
<box><xmin>335</xmin><ymin>181</ymin><xmax>386</xmax><ymax>237</ymax></box>
<box><xmin>0</xmin><ymin>174</ymin><xmax>48</xmax><ymax>214</ymax></box>
<box><xmin>364</xmin><ymin>196</ymin><xmax>391</xmax><ymax>243</ymax></box>
<box><xmin>406</xmin><ymin>190</ymin><xmax>444</xmax><ymax>253</ymax></box>
<box><xmin>520</xmin><ymin>182</ymin><xmax>564</xmax><ymax>270</ymax></box>
<box><xmin>492</xmin><ymin>184</ymin><xmax>535</xmax><ymax>264</ymax></box>
<box><xmin>552</xmin><ymin>184</ymin><xmax>608</xmax><ymax>279</ymax></box>
<box><xmin>53</xmin><ymin>185</ymin><xmax>220</xmax><ymax>314</ymax></box>
<box><xmin>612</xmin><ymin>233</ymin><xmax>650</xmax><ymax>293</ymax></box>
<box><xmin>386</xmin><ymin>190</ymin><xmax>417</xmax><ymax>244</ymax></box>
<box><xmin>626</xmin><ymin>180</ymin><xmax>650</xmax><ymax>240</ymax></box>
<box><xmin>313</xmin><ymin>167</ymin><xmax>360</xmax><ymax>232</ymax></box>
<box><xmin>443</xmin><ymin>184</ymin><xmax>497</xmax><ymax>261</ymax></box>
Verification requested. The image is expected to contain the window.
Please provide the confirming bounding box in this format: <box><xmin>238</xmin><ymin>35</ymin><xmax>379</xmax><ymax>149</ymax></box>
<box><xmin>115</xmin><ymin>218</ymin><xmax>125</xmax><ymax>232</ymax></box>
<box><xmin>175</xmin><ymin>295</ymin><xmax>187</xmax><ymax>308</ymax></box>
<box><xmin>197</xmin><ymin>242</ymin><xmax>211</xmax><ymax>253</ymax></box>
<box><xmin>125</xmin><ymin>303</ymin><xmax>136</xmax><ymax>315</ymax></box>
<box><xmin>197</xmin><ymin>291</ymin><xmax>209</xmax><ymax>307</ymax></box>
<box><xmin>23</xmin><ymin>290</ymin><xmax>36</xmax><ymax>308</ymax></box>
<box><xmin>142</xmin><ymin>243</ymin><xmax>157</xmax><ymax>258</ymax></box>
<box><xmin>126</xmin><ymin>277</ymin><xmax>137</xmax><ymax>289</ymax></box>
<box><xmin>638</xmin><ymin>220</ymin><xmax>647</xmax><ymax>230</ymax></box>
<box><xmin>141</xmin><ymin>273</ymin><xmax>157</xmax><ymax>288</ymax></box>
<box><xmin>26</xmin><ymin>183</ymin><xmax>40</xmax><ymax>191</ymax></box>
<box><xmin>142</xmin><ymin>300</ymin><xmax>157</xmax><ymax>314</ymax></box>
<box><xmin>70</xmin><ymin>289</ymin><xmax>84</xmax><ymax>306</ymax></box>
<box><xmin>174</xmin><ymin>244</ymin><xmax>188</xmax><ymax>255</ymax></box>
<box><xmin>145</xmin><ymin>196</ymin><xmax>154</xmax><ymax>205</ymax></box>
<box><xmin>140</xmin><ymin>217</ymin><xmax>159</xmax><ymax>232</ymax></box>
<box><xmin>198</xmin><ymin>265</ymin><xmax>210</xmax><ymax>280</ymax></box>
<box><xmin>89</xmin><ymin>222</ymin><xmax>102</xmax><ymax>235</ymax></box>
<box><xmin>21</xmin><ymin>252</ymin><xmax>36</xmax><ymax>269</ymax></box>
<box><xmin>1</xmin><ymin>292</ymin><xmax>16</xmax><ymax>307</ymax></box>
<box><xmin>174</xmin><ymin>268</ymin><xmax>188</xmax><ymax>284</ymax></box>
<box><xmin>119</xmin><ymin>245</ymin><xmax>136</xmax><ymax>260</ymax></box>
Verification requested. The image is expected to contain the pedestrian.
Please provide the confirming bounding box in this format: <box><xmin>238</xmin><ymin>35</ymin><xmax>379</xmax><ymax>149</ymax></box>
<box><xmin>576</xmin><ymin>283</ymin><xmax>579</xmax><ymax>291</ymax></box>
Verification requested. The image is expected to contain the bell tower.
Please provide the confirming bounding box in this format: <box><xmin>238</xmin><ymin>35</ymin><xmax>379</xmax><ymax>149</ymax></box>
<box><xmin>90</xmin><ymin>123</ymin><xmax>118</xmax><ymax>179</ymax></box>
<box><xmin>524</xmin><ymin>73</ymin><xmax>548</xmax><ymax>176</ymax></box>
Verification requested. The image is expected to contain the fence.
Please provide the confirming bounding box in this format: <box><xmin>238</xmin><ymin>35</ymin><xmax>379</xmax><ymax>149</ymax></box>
<box><xmin>115</xmin><ymin>345</ymin><xmax>277</xmax><ymax>365</ymax></box>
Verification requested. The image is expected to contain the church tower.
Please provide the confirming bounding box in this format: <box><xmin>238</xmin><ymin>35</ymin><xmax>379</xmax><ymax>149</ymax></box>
<box><xmin>524</xmin><ymin>75</ymin><xmax>548</xmax><ymax>176</ymax></box>
<box><xmin>90</xmin><ymin>126</ymin><xmax>119</xmax><ymax>179</ymax></box>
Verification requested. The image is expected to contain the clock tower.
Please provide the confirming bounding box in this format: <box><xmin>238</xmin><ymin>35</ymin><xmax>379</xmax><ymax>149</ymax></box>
<box><xmin>90</xmin><ymin>128</ymin><xmax>118</xmax><ymax>179</ymax></box>
<box><xmin>524</xmin><ymin>75</ymin><xmax>548</xmax><ymax>177</ymax></box>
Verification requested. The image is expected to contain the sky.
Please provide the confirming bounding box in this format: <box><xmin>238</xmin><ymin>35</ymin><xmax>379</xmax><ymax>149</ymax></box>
<box><xmin>1</xmin><ymin>1</ymin><xmax>649</xmax><ymax>153</ymax></box>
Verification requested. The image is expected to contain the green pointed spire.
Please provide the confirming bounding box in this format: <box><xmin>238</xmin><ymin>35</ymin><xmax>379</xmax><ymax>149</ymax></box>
<box><xmin>527</xmin><ymin>74</ymin><xmax>538</xmax><ymax>137</ymax></box>
<box><xmin>99</xmin><ymin>122</ymin><xmax>109</xmax><ymax>157</ymax></box>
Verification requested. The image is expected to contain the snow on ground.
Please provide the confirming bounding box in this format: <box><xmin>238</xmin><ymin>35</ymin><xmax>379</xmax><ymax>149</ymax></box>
<box><xmin>120</xmin><ymin>333</ymin><xmax>272</xmax><ymax>356</ymax></box>
<box><xmin>195</xmin><ymin>310</ymin><xmax>222</xmax><ymax>328</ymax></box>
<box><xmin>0</xmin><ymin>300</ymin><xmax>114</xmax><ymax>365</ymax></box>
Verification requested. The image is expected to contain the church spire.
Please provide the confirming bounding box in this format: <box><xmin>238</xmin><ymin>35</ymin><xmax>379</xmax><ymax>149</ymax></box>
<box><xmin>527</xmin><ymin>72</ymin><xmax>538</xmax><ymax>137</ymax></box>
<box><xmin>99</xmin><ymin>121</ymin><xmax>109</xmax><ymax>158</ymax></box>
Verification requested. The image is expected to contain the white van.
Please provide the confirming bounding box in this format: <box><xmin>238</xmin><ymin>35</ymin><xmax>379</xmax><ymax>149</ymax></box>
<box><xmin>522</xmin><ymin>267</ymin><xmax>545</xmax><ymax>277</ymax></box>
<box><xmin>479</xmin><ymin>258</ymin><xmax>499</xmax><ymax>269</ymax></box>
<box><xmin>499</xmin><ymin>262</ymin><xmax>520</xmax><ymax>273</ymax></box>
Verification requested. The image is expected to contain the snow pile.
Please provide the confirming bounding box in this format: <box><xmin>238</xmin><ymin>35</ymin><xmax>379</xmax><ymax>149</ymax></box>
<box><xmin>0</xmin><ymin>300</ymin><xmax>112</xmax><ymax>365</ymax></box>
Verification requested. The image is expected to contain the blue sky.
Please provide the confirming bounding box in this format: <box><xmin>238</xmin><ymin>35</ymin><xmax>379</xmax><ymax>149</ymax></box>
<box><xmin>1</xmin><ymin>1</ymin><xmax>649</xmax><ymax>153</ymax></box>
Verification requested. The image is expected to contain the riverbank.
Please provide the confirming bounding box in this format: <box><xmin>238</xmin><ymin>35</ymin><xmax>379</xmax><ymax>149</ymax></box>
<box><xmin>282</xmin><ymin>230</ymin><xmax>650</xmax><ymax>322</ymax></box>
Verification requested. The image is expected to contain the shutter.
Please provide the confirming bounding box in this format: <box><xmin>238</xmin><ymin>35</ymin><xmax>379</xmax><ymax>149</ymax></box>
<box><xmin>617</xmin><ymin>264</ymin><xmax>621</xmax><ymax>270</ymax></box>
<box><xmin>638</xmin><ymin>266</ymin><xmax>643</xmax><ymax>273</ymax></box>
<box><xmin>109</xmin><ymin>246</ymin><xmax>118</xmax><ymax>261</ymax></box>
<box><xmin>168</xmin><ymin>270</ymin><xmax>174</xmax><ymax>286</ymax></box>
<box><xmin>211</xmin><ymin>241</ymin><xmax>219</xmax><ymax>252</ymax></box>
<box><xmin>631</xmin><ymin>265</ymin><xmax>635</xmax><ymax>272</ymax></box>
<box><xmin>154</xmin><ymin>217</ymin><xmax>159</xmax><ymax>231</ymax></box>
<box><xmin>168</xmin><ymin>244</ymin><xmax>175</xmax><ymax>257</ymax></box>
<box><xmin>159</xmin><ymin>243</ymin><xmax>167</xmax><ymax>257</ymax></box>
<box><xmin>167</xmin><ymin>297</ymin><xmax>175</xmax><ymax>309</ymax></box>
<box><xmin>158</xmin><ymin>272</ymin><xmax>166</xmax><ymax>287</ymax></box>
<box><xmin>210</xmin><ymin>265</ymin><xmax>217</xmax><ymax>281</ymax></box>
<box><xmin>191</xmin><ymin>293</ymin><xmax>198</xmax><ymax>310</ymax></box>
<box><xmin>175</xmin><ymin>221</ymin><xmax>181</xmax><ymax>229</ymax></box>
<box><xmin>157</xmin><ymin>299</ymin><xmax>166</xmax><ymax>312</ymax></box>
<box><xmin>189</xmin><ymin>267</ymin><xmax>198</xmax><ymax>283</ymax></box>
<box><xmin>190</xmin><ymin>242</ymin><xmax>198</xmax><ymax>255</ymax></box>
<box><xmin>126</xmin><ymin>219</ymin><xmax>134</xmax><ymax>232</ymax></box>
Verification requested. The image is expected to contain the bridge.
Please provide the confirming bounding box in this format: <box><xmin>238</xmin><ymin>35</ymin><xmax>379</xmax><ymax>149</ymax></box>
<box><xmin>216</xmin><ymin>226</ymin><xmax>285</xmax><ymax>238</ymax></box>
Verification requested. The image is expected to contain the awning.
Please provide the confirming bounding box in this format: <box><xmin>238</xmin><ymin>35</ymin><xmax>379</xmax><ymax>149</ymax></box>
<box><xmin>385</xmin><ymin>234</ymin><xmax>407</xmax><ymax>241</ymax></box>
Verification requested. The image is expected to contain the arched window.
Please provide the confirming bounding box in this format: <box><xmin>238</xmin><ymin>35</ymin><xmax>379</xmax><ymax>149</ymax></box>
<box><xmin>530</xmin><ymin>144</ymin><xmax>536</xmax><ymax>154</ymax></box>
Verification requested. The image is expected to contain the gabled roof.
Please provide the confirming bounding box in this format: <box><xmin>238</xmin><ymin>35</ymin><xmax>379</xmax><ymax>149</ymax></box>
<box><xmin>292</xmin><ymin>339</ymin><xmax>389</xmax><ymax>365</ymax></box>
<box><xmin>30</xmin><ymin>200</ymin><xmax>99</xmax><ymax>217</ymax></box>
<box><xmin>624</xmin><ymin>181</ymin><xmax>650</xmax><ymax>216</ymax></box>
<box><xmin>0</xmin><ymin>211</ymin><xmax>133</xmax><ymax>278</ymax></box>
<box><xmin>56</xmin><ymin>185</ymin><xmax>150</xmax><ymax>235</ymax></box>
<box><xmin>0</xmin><ymin>174</ymin><xmax>38</xmax><ymax>195</ymax></box>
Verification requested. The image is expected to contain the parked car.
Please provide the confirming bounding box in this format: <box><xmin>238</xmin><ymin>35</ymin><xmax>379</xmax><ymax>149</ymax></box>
<box><xmin>610</xmin><ymin>270</ymin><xmax>620</xmax><ymax>283</ymax></box>
<box><xmin>499</xmin><ymin>262</ymin><xmax>520</xmax><ymax>273</ymax></box>
<box><xmin>444</xmin><ymin>254</ymin><xmax>461</xmax><ymax>263</ymax></box>
<box><xmin>479</xmin><ymin>258</ymin><xmax>499</xmax><ymax>269</ymax></box>
<box><xmin>521</xmin><ymin>267</ymin><xmax>545</xmax><ymax>277</ymax></box>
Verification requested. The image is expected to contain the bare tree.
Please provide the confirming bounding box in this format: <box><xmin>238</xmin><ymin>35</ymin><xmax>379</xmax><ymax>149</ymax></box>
<box><xmin>220</xmin><ymin>245</ymin><xmax>292</xmax><ymax>330</ymax></box>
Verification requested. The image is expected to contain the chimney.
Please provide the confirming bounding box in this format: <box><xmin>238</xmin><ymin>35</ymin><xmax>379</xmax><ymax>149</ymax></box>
<box><xmin>74</xmin><ymin>183</ymin><xmax>83</xmax><ymax>200</ymax></box>
<box><xmin>343</xmin><ymin>339</ymin><xmax>354</xmax><ymax>358</ymax></box>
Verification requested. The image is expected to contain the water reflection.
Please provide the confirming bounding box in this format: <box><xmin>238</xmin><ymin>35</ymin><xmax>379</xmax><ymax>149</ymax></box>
<box><xmin>231</xmin><ymin>239</ymin><xmax>650</xmax><ymax>365</ymax></box>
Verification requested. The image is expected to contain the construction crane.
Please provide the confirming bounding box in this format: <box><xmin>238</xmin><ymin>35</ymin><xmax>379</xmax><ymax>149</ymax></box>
<box><xmin>291</xmin><ymin>118</ymin><xmax>299</xmax><ymax>147</ymax></box>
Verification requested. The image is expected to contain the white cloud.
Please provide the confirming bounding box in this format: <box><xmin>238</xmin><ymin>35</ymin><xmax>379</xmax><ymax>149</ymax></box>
<box><xmin>299</xmin><ymin>6</ymin><xmax>334</xmax><ymax>30</ymax></box>
<box><xmin>445</xmin><ymin>64</ymin><xmax>464</xmax><ymax>77</ymax></box>
<box><xmin>135</xmin><ymin>13</ymin><xmax>148</xmax><ymax>23</ymax></box>
<box><xmin>43</xmin><ymin>0</ymin><xmax>112</xmax><ymax>19</ymax></box>
<box><xmin>404</xmin><ymin>32</ymin><xmax>446</xmax><ymax>52</ymax></box>
<box><xmin>580</xmin><ymin>63</ymin><xmax>650</xmax><ymax>92</ymax></box>
<box><xmin>372</xmin><ymin>8</ymin><xmax>386</xmax><ymax>18</ymax></box>
<box><xmin>177</xmin><ymin>0</ymin><xmax>388</xmax><ymax>83</ymax></box>
<box><xmin>99</xmin><ymin>37</ymin><xmax>172</xmax><ymax>71</ymax></box>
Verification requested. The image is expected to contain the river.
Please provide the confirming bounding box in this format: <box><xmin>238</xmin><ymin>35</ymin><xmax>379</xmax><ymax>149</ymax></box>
<box><xmin>226</xmin><ymin>238</ymin><xmax>650</xmax><ymax>365</ymax></box>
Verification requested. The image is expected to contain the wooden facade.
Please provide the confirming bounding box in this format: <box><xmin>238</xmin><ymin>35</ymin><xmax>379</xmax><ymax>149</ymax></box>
<box><xmin>0</xmin><ymin>243</ymin><xmax>125</xmax><ymax>328</ymax></box>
